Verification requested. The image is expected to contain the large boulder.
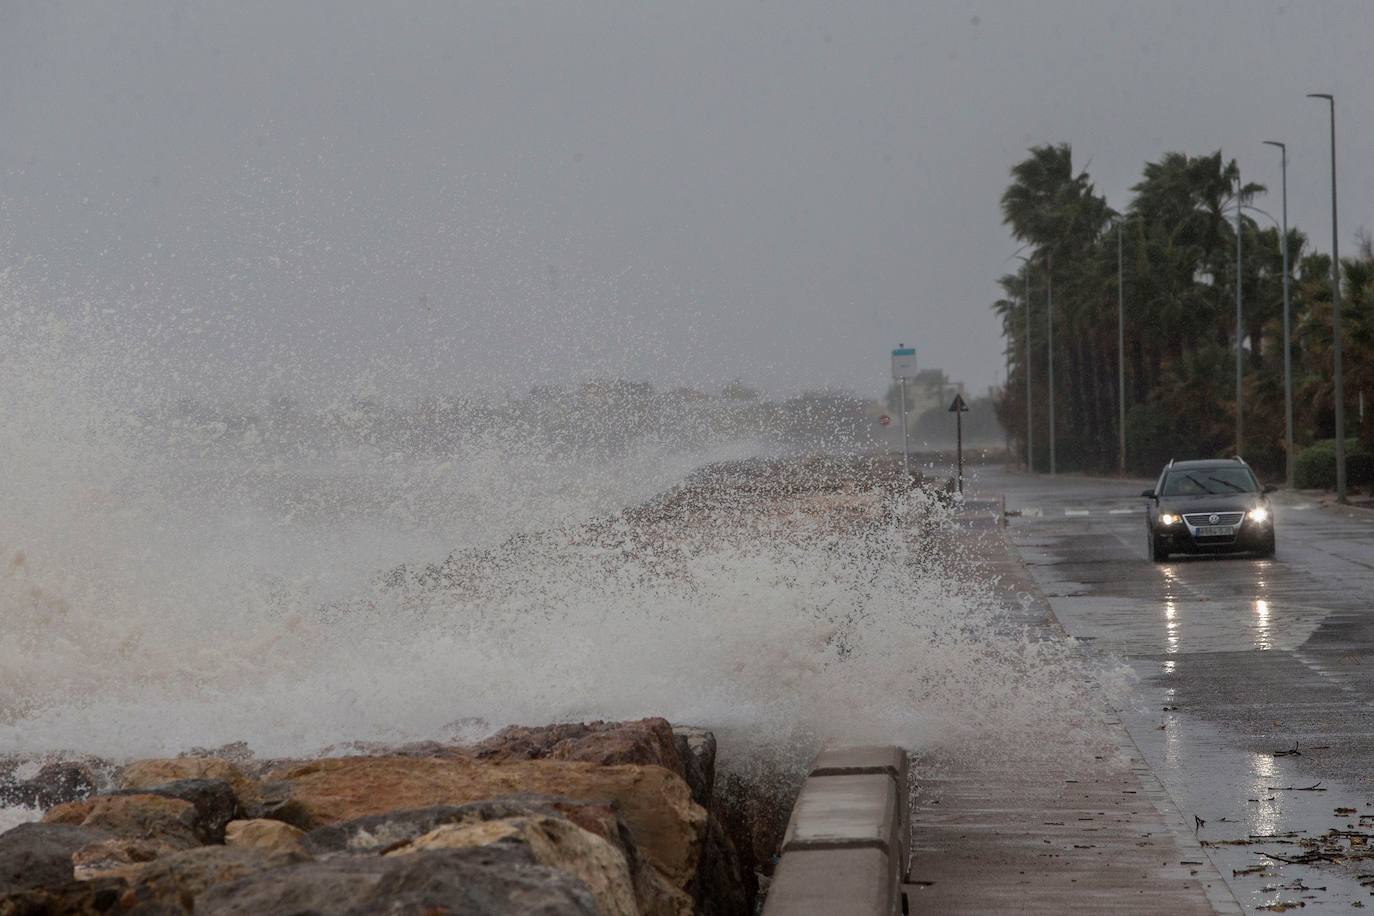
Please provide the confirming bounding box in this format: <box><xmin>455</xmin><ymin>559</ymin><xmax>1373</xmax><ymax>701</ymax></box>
<box><xmin>387</xmin><ymin>815</ymin><xmax>638</xmax><ymax>916</ymax></box>
<box><xmin>236</xmin><ymin>780</ymin><xmax>314</xmax><ymax>829</ymax></box>
<box><xmin>72</xmin><ymin>836</ymin><xmax>183</xmax><ymax>881</ymax></box>
<box><xmin>672</xmin><ymin>727</ymin><xmax>717</xmax><ymax>808</ymax></box>
<box><xmin>110</xmin><ymin>780</ymin><xmax>239</xmax><ymax>844</ymax></box>
<box><xmin>194</xmin><ymin>846</ymin><xmax>601</xmax><ymax>916</ymax></box>
<box><xmin>43</xmin><ymin>783</ymin><xmax>235</xmax><ymax>878</ymax></box>
<box><xmin>117</xmin><ymin>758</ymin><xmax>257</xmax><ymax>806</ymax></box>
<box><xmin>302</xmin><ymin>797</ymin><xmax>690</xmax><ymax>916</ymax></box>
<box><xmin>696</xmin><ymin>811</ymin><xmax>756</xmax><ymax>916</ymax></box>
<box><xmin>264</xmin><ymin>755</ymin><xmax>707</xmax><ymax>891</ymax></box>
<box><xmin>0</xmin><ymin>823</ymin><xmax>111</xmax><ymax>894</ymax></box>
<box><xmin>0</xmin><ymin>876</ymin><xmax>137</xmax><ymax>916</ymax></box>
<box><xmin>301</xmin><ymin>800</ymin><xmax>554</xmax><ymax>855</ymax></box>
<box><xmin>475</xmin><ymin>718</ymin><xmax>685</xmax><ymax>775</ymax></box>
<box><xmin>119</xmin><ymin>845</ymin><xmax>308</xmax><ymax>912</ymax></box>
<box><xmin>223</xmin><ymin>819</ymin><xmax>305</xmax><ymax>855</ymax></box>
<box><xmin>42</xmin><ymin>795</ymin><xmax>200</xmax><ymax>851</ymax></box>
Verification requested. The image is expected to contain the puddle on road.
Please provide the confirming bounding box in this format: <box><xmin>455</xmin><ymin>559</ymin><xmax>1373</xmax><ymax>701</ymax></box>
<box><xmin>1049</xmin><ymin>595</ymin><xmax>1330</xmax><ymax>656</ymax></box>
<box><xmin>1127</xmin><ymin>682</ymin><xmax>1374</xmax><ymax>912</ymax></box>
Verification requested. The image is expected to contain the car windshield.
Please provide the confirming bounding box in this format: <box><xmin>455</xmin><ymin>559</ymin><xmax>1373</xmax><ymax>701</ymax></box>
<box><xmin>1162</xmin><ymin>467</ymin><xmax>1258</xmax><ymax>497</ymax></box>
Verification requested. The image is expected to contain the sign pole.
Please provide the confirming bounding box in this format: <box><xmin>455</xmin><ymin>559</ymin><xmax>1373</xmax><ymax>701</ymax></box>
<box><xmin>949</xmin><ymin>393</ymin><xmax>969</xmax><ymax>494</ymax></box>
<box><xmin>899</xmin><ymin>380</ymin><xmax>910</xmax><ymax>477</ymax></box>
<box><xmin>891</xmin><ymin>345</ymin><xmax>917</xmax><ymax>480</ymax></box>
<box><xmin>956</xmin><ymin>407</ymin><xmax>963</xmax><ymax>493</ymax></box>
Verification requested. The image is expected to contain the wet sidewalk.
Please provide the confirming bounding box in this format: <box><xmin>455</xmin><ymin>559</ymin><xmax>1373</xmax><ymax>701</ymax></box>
<box><xmin>909</xmin><ymin>750</ymin><xmax>1236</xmax><ymax>914</ymax></box>
<box><xmin>905</xmin><ymin>502</ymin><xmax>1240</xmax><ymax>914</ymax></box>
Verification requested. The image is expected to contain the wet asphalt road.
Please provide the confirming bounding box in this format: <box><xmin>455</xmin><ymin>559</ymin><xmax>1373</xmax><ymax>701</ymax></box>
<box><xmin>974</xmin><ymin>467</ymin><xmax>1374</xmax><ymax>913</ymax></box>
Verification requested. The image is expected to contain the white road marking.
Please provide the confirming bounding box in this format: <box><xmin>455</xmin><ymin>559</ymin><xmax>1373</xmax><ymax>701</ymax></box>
<box><xmin>1109</xmin><ymin>508</ymin><xmax>1136</xmax><ymax>515</ymax></box>
<box><xmin>1065</xmin><ymin>509</ymin><xmax>1090</xmax><ymax>517</ymax></box>
<box><xmin>1022</xmin><ymin>507</ymin><xmax>1042</xmax><ymax>517</ymax></box>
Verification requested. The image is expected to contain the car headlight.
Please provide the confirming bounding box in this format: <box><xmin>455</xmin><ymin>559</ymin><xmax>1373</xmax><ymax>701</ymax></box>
<box><xmin>1159</xmin><ymin>513</ymin><xmax>1181</xmax><ymax>526</ymax></box>
<box><xmin>1249</xmin><ymin>507</ymin><xmax>1270</xmax><ymax>524</ymax></box>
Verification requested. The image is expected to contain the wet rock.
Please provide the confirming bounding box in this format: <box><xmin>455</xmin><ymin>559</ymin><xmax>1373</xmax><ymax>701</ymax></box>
<box><xmin>117</xmin><ymin>759</ymin><xmax>257</xmax><ymax>806</ymax></box>
<box><xmin>194</xmin><ymin>846</ymin><xmax>601</xmax><ymax>916</ymax></box>
<box><xmin>0</xmin><ymin>876</ymin><xmax>134</xmax><ymax>916</ymax></box>
<box><xmin>672</xmin><ymin>727</ymin><xmax>717</xmax><ymax>808</ymax></box>
<box><xmin>72</xmin><ymin>836</ymin><xmax>183</xmax><ymax>881</ymax></box>
<box><xmin>300</xmin><ymin>797</ymin><xmax>644</xmax><ymax>856</ymax></box>
<box><xmin>301</xmin><ymin>800</ymin><xmax>547</xmax><ymax>855</ymax></box>
<box><xmin>42</xmin><ymin>795</ymin><xmax>200</xmax><ymax>851</ymax></box>
<box><xmin>388</xmin><ymin>815</ymin><xmax>638</xmax><ymax>916</ymax></box>
<box><xmin>197</xmin><ymin>848</ymin><xmax>387</xmax><ymax>914</ymax></box>
<box><xmin>11</xmin><ymin>845</ymin><xmax>303</xmax><ymax>912</ymax></box>
<box><xmin>236</xmin><ymin>780</ymin><xmax>314</xmax><ymax>830</ymax></box>
<box><xmin>663</xmin><ymin>729</ymin><xmax>752</xmax><ymax>916</ymax></box>
<box><xmin>695</xmin><ymin>811</ymin><xmax>755</xmax><ymax>916</ymax></box>
<box><xmin>0</xmin><ymin>763</ymin><xmax>97</xmax><ymax>810</ymax></box>
<box><xmin>0</xmin><ymin>823</ymin><xmax>111</xmax><ymax>894</ymax></box>
<box><xmin>110</xmin><ymin>780</ymin><xmax>239</xmax><ymax>844</ymax></box>
<box><xmin>265</xmin><ymin>755</ymin><xmax>706</xmax><ymax>891</ymax></box>
<box><xmin>302</xmin><ymin>797</ymin><xmax>691</xmax><ymax>916</ymax></box>
<box><xmin>475</xmin><ymin>718</ymin><xmax>685</xmax><ymax>775</ymax></box>
<box><xmin>715</xmin><ymin>770</ymin><xmax>793</xmax><ymax>879</ymax></box>
<box><xmin>223</xmin><ymin>819</ymin><xmax>304</xmax><ymax>854</ymax></box>
<box><xmin>631</xmin><ymin>868</ymin><xmax>694</xmax><ymax>916</ymax></box>
<box><xmin>122</xmin><ymin>845</ymin><xmax>308</xmax><ymax>911</ymax></box>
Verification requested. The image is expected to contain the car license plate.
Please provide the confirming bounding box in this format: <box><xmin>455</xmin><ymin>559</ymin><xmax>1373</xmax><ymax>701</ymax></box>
<box><xmin>1197</xmin><ymin>525</ymin><xmax>1235</xmax><ymax>537</ymax></box>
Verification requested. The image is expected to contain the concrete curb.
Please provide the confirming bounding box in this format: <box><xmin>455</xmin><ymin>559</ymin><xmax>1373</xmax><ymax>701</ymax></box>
<box><xmin>1317</xmin><ymin>497</ymin><xmax>1374</xmax><ymax>518</ymax></box>
<box><xmin>761</xmin><ymin>745</ymin><xmax>910</xmax><ymax>916</ymax></box>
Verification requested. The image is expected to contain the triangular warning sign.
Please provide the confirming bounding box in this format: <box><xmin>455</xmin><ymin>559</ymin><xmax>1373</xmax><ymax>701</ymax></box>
<box><xmin>948</xmin><ymin>394</ymin><xmax>968</xmax><ymax>412</ymax></box>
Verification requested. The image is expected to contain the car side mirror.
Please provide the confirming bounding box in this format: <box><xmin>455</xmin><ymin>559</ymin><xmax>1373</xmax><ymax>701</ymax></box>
<box><xmin>1262</xmin><ymin>484</ymin><xmax>1277</xmax><ymax>494</ymax></box>
<box><xmin>1140</xmin><ymin>489</ymin><xmax>1155</xmax><ymax>499</ymax></box>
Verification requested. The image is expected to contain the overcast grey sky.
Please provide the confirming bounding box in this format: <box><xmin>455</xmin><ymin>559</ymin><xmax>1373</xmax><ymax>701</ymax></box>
<box><xmin>1</xmin><ymin>1</ymin><xmax>1371</xmax><ymax>401</ymax></box>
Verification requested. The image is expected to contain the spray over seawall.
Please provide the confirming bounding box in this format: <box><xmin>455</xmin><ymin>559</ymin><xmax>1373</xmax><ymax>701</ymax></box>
<box><xmin>1</xmin><ymin>296</ymin><xmax>1110</xmax><ymax>774</ymax></box>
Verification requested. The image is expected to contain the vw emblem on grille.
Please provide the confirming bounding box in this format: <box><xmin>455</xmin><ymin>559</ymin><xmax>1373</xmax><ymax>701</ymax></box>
<box><xmin>1209</xmin><ymin>513</ymin><xmax>1220</xmax><ymax>524</ymax></box>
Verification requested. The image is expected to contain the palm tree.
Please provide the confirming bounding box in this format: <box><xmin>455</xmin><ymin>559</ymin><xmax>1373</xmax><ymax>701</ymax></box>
<box><xmin>1000</xmin><ymin>145</ymin><xmax>1113</xmax><ymax>467</ymax></box>
<box><xmin>1001</xmin><ymin>144</ymin><xmax>1111</xmax><ymax>254</ymax></box>
<box><xmin>1300</xmin><ymin>239</ymin><xmax>1374</xmax><ymax>453</ymax></box>
<box><xmin>986</xmin><ymin>144</ymin><xmax>1353</xmax><ymax>477</ymax></box>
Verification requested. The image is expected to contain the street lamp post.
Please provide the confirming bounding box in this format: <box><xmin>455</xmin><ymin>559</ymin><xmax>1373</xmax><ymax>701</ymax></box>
<box><xmin>1014</xmin><ymin>254</ymin><xmax>1033</xmax><ymax>472</ymax></box>
<box><xmin>1046</xmin><ymin>253</ymin><xmax>1056</xmax><ymax>476</ymax></box>
<box><xmin>1262</xmin><ymin>140</ymin><xmax>1294</xmax><ymax>489</ymax></box>
<box><xmin>1235</xmin><ymin>169</ymin><xmax>1245</xmax><ymax>458</ymax></box>
<box><xmin>1221</xmin><ymin>195</ymin><xmax>1281</xmax><ymax>463</ymax></box>
<box><xmin>1024</xmin><ymin>265</ymin><xmax>1033</xmax><ymax>472</ymax></box>
<box><xmin>1117</xmin><ymin>220</ymin><xmax>1127</xmax><ymax>473</ymax></box>
<box><xmin>1308</xmin><ymin>93</ymin><xmax>1347</xmax><ymax>503</ymax></box>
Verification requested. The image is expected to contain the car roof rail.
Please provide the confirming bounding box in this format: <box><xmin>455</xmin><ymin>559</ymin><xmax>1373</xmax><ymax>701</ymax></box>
<box><xmin>1232</xmin><ymin>454</ymin><xmax>1246</xmax><ymax>463</ymax></box>
<box><xmin>1166</xmin><ymin>457</ymin><xmax>1175</xmax><ymax>468</ymax></box>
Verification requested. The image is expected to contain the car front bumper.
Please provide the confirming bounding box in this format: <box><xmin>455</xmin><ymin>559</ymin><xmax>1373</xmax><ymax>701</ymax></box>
<box><xmin>1157</xmin><ymin>519</ymin><xmax>1274</xmax><ymax>554</ymax></box>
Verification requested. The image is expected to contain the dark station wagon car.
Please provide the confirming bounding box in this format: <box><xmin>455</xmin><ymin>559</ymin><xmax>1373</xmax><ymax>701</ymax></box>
<box><xmin>1141</xmin><ymin>457</ymin><xmax>1276</xmax><ymax>561</ymax></box>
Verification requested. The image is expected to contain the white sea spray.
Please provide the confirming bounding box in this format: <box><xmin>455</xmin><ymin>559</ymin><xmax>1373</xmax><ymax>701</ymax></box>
<box><xmin>0</xmin><ymin>295</ymin><xmax>1118</xmax><ymax>777</ymax></box>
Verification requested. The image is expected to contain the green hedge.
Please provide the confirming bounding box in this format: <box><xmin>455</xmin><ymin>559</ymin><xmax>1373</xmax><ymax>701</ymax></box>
<box><xmin>1293</xmin><ymin>438</ymin><xmax>1374</xmax><ymax>489</ymax></box>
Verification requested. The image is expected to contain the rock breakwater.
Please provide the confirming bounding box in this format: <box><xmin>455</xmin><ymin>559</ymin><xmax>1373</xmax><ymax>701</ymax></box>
<box><xmin>0</xmin><ymin>718</ymin><xmax>758</xmax><ymax>915</ymax></box>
